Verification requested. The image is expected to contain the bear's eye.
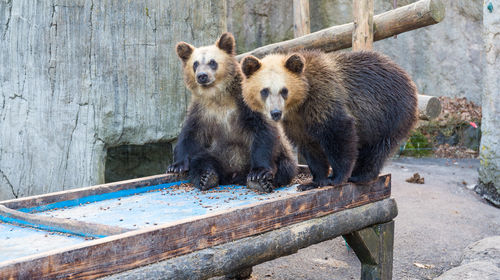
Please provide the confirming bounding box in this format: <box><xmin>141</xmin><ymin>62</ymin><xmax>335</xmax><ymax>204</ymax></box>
<box><xmin>208</xmin><ymin>59</ymin><xmax>218</xmax><ymax>70</ymax></box>
<box><xmin>193</xmin><ymin>61</ymin><xmax>199</xmax><ymax>72</ymax></box>
<box><xmin>260</xmin><ymin>88</ymin><xmax>270</xmax><ymax>99</ymax></box>
<box><xmin>280</xmin><ymin>88</ymin><xmax>288</xmax><ymax>99</ymax></box>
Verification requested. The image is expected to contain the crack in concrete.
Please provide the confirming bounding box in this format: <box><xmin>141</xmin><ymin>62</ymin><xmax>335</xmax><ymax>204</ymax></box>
<box><xmin>0</xmin><ymin>168</ymin><xmax>18</xmax><ymax>198</ymax></box>
<box><xmin>2</xmin><ymin>0</ymin><xmax>12</xmax><ymax>40</ymax></box>
<box><xmin>89</xmin><ymin>0</ymin><xmax>93</xmax><ymax>84</ymax></box>
<box><xmin>48</xmin><ymin>3</ymin><xmax>57</xmax><ymax>97</ymax></box>
<box><xmin>8</xmin><ymin>93</ymin><xmax>27</xmax><ymax>101</ymax></box>
<box><xmin>62</xmin><ymin>105</ymin><xmax>81</xmax><ymax>188</ymax></box>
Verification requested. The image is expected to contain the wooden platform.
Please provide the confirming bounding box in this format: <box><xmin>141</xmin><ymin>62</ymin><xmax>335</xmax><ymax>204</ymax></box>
<box><xmin>0</xmin><ymin>168</ymin><xmax>392</xmax><ymax>279</ymax></box>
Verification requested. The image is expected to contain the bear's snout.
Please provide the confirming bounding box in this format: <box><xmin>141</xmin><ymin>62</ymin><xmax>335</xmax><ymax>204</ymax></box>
<box><xmin>197</xmin><ymin>73</ymin><xmax>209</xmax><ymax>84</ymax></box>
<box><xmin>270</xmin><ymin>110</ymin><xmax>282</xmax><ymax>121</ymax></box>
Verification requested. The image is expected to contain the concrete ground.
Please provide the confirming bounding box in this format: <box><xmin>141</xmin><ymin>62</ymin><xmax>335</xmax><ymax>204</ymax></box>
<box><xmin>250</xmin><ymin>158</ymin><xmax>500</xmax><ymax>280</ymax></box>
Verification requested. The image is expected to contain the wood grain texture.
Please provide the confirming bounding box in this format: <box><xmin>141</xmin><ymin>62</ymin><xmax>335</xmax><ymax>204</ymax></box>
<box><xmin>235</xmin><ymin>0</ymin><xmax>445</xmax><ymax>60</ymax></box>
<box><xmin>0</xmin><ymin>174</ymin><xmax>184</xmax><ymax>211</ymax></box>
<box><xmin>293</xmin><ymin>0</ymin><xmax>310</xmax><ymax>38</ymax></box>
<box><xmin>104</xmin><ymin>198</ymin><xmax>398</xmax><ymax>280</ymax></box>
<box><xmin>0</xmin><ymin>174</ymin><xmax>391</xmax><ymax>279</ymax></box>
<box><xmin>352</xmin><ymin>0</ymin><xmax>374</xmax><ymax>51</ymax></box>
<box><xmin>417</xmin><ymin>94</ymin><xmax>442</xmax><ymax>120</ymax></box>
<box><xmin>0</xmin><ymin>205</ymin><xmax>129</xmax><ymax>238</ymax></box>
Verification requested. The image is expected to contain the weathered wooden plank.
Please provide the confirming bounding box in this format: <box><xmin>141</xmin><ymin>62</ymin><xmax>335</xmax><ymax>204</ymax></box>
<box><xmin>352</xmin><ymin>0</ymin><xmax>374</xmax><ymax>51</ymax></box>
<box><xmin>0</xmin><ymin>174</ymin><xmax>391</xmax><ymax>279</ymax></box>
<box><xmin>293</xmin><ymin>0</ymin><xmax>310</xmax><ymax>38</ymax></box>
<box><xmin>0</xmin><ymin>205</ymin><xmax>130</xmax><ymax>238</ymax></box>
<box><xmin>0</xmin><ymin>174</ymin><xmax>184</xmax><ymax>211</ymax></box>
<box><xmin>104</xmin><ymin>198</ymin><xmax>398</xmax><ymax>280</ymax></box>
<box><xmin>235</xmin><ymin>0</ymin><xmax>445</xmax><ymax>60</ymax></box>
<box><xmin>0</xmin><ymin>166</ymin><xmax>310</xmax><ymax>212</ymax></box>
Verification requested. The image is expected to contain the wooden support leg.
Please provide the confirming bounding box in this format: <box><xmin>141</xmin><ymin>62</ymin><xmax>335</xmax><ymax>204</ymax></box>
<box><xmin>343</xmin><ymin>220</ymin><xmax>394</xmax><ymax>280</ymax></box>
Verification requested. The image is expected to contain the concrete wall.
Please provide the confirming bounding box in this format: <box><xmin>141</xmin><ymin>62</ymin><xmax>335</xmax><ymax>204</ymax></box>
<box><xmin>0</xmin><ymin>0</ymin><xmax>226</xmax><ymax>200</ymax></box>
<box><xmin>477</xmin><ymin>0</ymin><xmax>500</xmax><ymax>207</ymax></box>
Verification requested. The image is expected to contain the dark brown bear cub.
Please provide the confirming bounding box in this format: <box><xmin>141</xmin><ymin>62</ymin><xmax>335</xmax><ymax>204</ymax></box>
<box><xmin>167</xmin><ymin>33</ymin><xmax>297</xmax><ymax>192</ymax></box>
<box><xmin>241</xmin><ymin>50</ymin><xmax>417</xmax><ymax>190</ymax></box>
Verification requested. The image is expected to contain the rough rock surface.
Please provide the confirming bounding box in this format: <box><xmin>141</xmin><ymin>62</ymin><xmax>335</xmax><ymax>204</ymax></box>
<box><xmin>228</xmin><ymin>0</ymin><xmax>483</xmax><ymax>104</ymax></box>
<box><xmin>0</xmin><ymin>0</ymin><xmax>226</xmax><ymax>200</ymax></box>
<box><xmin>478</xmin><ymin>0</ymin><xmax>500</xmax><ymax>207</ymax></box>
<box><xmin>436</xmin><ymin>261</ymin><xmax>500</xmax><ymax>280</ymax></box>
<box><xmin>436</xmin><ymin>236</ymin><xmax>500</xmax><ymax>280</ymax></box>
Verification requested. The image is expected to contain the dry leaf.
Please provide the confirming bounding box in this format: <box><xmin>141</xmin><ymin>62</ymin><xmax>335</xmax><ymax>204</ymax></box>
<box><xmin>413</xmin><ymin>262</ymin><xmax>435</xmax><ymax>269</ymax></box>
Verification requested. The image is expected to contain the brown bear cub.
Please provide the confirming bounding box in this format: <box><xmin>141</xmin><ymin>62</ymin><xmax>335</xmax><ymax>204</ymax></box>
<box><xmin>241</xmin><ymin>50</ymin><xmax>417</xmax><ymax>190</ymax></box>
<box><xmin>167</xmin><ymin>33</ymin><xmax>297</xmax><ymax>192</ymax></box>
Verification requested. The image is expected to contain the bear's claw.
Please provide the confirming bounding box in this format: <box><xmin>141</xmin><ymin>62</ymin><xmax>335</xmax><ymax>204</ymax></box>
<box><xmin>197</xmin><ymin>169</ymin><xmax>219</xmax><ymax>191</ymax></box>
<box><xmin>247</xmin><ymin>168</ymin><xmax>274</xmax><ymax>193</ymax></box>
<box><xmin>166</xmin><ymin>158</ymin><xmax>189</xmax><ymax>174</ymax></box>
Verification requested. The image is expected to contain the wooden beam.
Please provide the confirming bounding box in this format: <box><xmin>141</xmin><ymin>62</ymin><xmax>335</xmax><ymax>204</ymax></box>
<box><xmin>344</xmin><ymin>221</ymin><xmax>395</xmax><ymax>280</ymax></box>
<box><xmin>418</xmin><ymin>94</ymin><xmax>442</xmax><ymax>120</ymax></box>
<box><xmin>0</xmin><ymin>205</ymin><xmax>130</xmax><ymax>238</ymax></box>
<box><xmin>0</xmin><ymin>175</ymin><xmax>391</xmax><ymax>279</ymax></box>
<box><xmin>0</xmin><ymin>173</ymin><xmax>184</xmax><ymax>211</ymax></box>
<box><xmin>103</xmin><ymin>199</ymin><xmax>398</xmax><ymax>280</ymax></box>
<box><xmin>352</xmin><ymin>0</ymin><xmax>374</xmax><ymax>51</ymax></box>
<box><xmin>293</xmin><ymin>0</ymin><xmax>310</xmax><ymax>38</ymax></box>
<box><xmin>236</xmin><ymin>0</ymin><xmax>445</xmax><ymax>60</ymax></box>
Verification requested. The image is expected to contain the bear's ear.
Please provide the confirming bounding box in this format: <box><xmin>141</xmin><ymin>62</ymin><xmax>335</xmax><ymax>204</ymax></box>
<box><xmin>216</xmin><ymin>32</ymin><xmax>235</xmax><ymax>55</ymax></box>
<box><xmin>284</xmin><ymin>53</ymin><xmax>305</xmax><ymax>74</ymax></box>
<box><xmin>241</xmin><ymin>55</ymin><xmax>262</xmax><ymax>78</ymax></box>
<box><xmin>176</xmin><ymin>42</ymin><xmax>194</xmax><ymax>62</ymax></box>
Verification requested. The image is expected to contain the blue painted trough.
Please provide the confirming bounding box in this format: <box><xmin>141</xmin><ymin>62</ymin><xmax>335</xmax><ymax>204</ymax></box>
<box><xmin>0</xmin><ymin>166</ymin><xmax>393</xmax><ymax>279</ymax></box>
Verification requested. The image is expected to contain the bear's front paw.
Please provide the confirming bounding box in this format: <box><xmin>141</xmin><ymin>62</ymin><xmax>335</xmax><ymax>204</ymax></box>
<box><xmin>297</xmin><ymin>178</ymin><xmax>334</xmax><ymax>191</ymax></box>
<box><xmin>196</xmin><ymin>168</ymin><xmax>219</xmax><ymax>191</ymax></box>
<box><xmin>166</xmin><ymin>158</ymin><xmax>189</xmax><ymax>174</ymax></box>
<box><xmin>348</xmin><ymin>174</ymin><xmax>377</xmax><ymax>184</ymax></box>
<box><xmin>246</xmin><ymin>168</ymin><xmax>274</xmax><ymax>193</ymax></box>
<box><xmin>297</xmin><ymin>182</ymin><xmax>320</xmax><ymax>191</ymax></box>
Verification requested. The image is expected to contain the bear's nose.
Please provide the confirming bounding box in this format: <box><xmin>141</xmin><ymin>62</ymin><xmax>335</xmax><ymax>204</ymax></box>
<box><xmin>270</xmin><ymin>110</ymin><xmax>282</xmax><ymax>121</ymax></box>
<box><xmin>197</xmin><ymin>73</ymin><xmax>209</xmax><ymax>84</ymax></box>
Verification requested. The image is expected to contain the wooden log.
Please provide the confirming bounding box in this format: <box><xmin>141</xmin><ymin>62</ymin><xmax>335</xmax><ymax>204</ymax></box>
<box><xmin>103</xmin><ymin>198</ymin><xmax>398</xmax><ymax>280</ymax></box>
<box><xmin>235</xmin><ymin>0</ymin><xmax>445</xmax><ymax>60</ymax></box>
<box><xmin>344</xmin><ymin>221</ymin><xmax>395</xmax><ymax>280</ymax></box>
<box><xmin>293</xmin><ymin>0</ymin><xmax>310</xmax><ymax>38</ymax></box>
<box><xmin>0</xmin><ymin>205</ymin><xmax>130</xmax><ymax>238</ymax></box>
<box><xmin>418</xmin><ymin>94</ymin><xmax>442</xmax><ymax>120</ymax></box>
<box><xmin>0</xmin><ymin>175</ymin><xmax>391</xmax><ymax>279</ymax></box>
<box><xmin>352</xmin><ymin>0</ymin><xmax>374</xmax><ymax>51</ymax></box>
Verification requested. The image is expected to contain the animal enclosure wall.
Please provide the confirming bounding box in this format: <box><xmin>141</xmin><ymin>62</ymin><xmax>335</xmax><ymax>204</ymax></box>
<box><xmin>0</xmin><ymin>0</ymin><xmax>227</xmax><ymax>200</ymax></box>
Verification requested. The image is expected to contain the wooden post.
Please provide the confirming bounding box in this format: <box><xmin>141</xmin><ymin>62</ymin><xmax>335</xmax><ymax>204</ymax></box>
<box><xmin>343</xmin><ymin>221</ymin><xmax>395</xmax><ymax>280</ymax></box>
<box><xmin>293</xmin><ymin>0</ymin><xmax>310</xmax><ymax>165</ymax></box>
<box><xmin>353</xmin><ymin>0</ymin><xmax>374</xmax><ymax>50</ymax></box>
<box><xmin>293</xmin><ymin>0</ymin><xmax>310</xmax><ymax>37</ymax></box>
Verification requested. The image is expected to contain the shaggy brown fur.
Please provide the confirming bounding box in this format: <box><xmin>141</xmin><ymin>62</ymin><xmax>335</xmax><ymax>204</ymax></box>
<box><xmin>241</xmin><ymin>50</ymin><xmax>418</xmax><ymax>189</ymax></box>
<box><xmin>168</xmin><ymin>33</ymin><xmax>297</xmax><ymax>192</ymax></box>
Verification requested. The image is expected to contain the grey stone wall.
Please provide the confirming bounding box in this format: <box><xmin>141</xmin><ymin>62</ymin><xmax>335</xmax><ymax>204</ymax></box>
<box><xmin>227</xmin><ymin>0</ymin><xmax>483</xmax><ymax>105</ymax></box>
<box><xmin>0</xmin><ymin>0</ymin><xmax>226</xmax><ymax>200</ymax></box>
<box><xmin>477</xmin><ymin>0</ymin><xmax>499</xmax><ymax>207</ymax></box>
